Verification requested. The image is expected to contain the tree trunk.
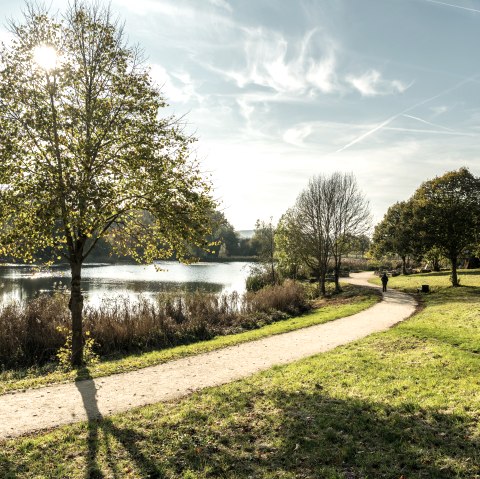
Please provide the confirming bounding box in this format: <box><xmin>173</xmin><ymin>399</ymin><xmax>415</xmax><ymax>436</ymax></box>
<box><xmin>432</xmin><ymin>257</ymin><xmax>440</xmax><ymax>272</ymax></box>
<box><xmin>401</xmin><ymin>256</ymin><xmax>407</xmax><ymax>275</ymax></box>
<box><xmin>334</xmin><ymin>255</ymin><xmax>342</xmax><ymax>293</ymax></box>
<box><xmin>450</xmin><ymin>256</ymin><xmax>459</xmax><ymax>287</ymax></box>
<box><xmin>319</xmin><ymin>272</ymin><xmax>326</xmax><ymax>296</ymax></box>
<box><xmin>69</xmin><ymin>260</ymin><xmax>84</xmax><ymax>367</ymax></box>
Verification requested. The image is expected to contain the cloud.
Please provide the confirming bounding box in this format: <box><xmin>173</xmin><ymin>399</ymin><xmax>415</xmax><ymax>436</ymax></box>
<box><xmin>149</xmin><ymin>64</ymin><xmax>201</xmax><ymax>104</ymax></box>
<box><xmin>283</xmin><ymin>123</ymin><xmax>313</xmax><ymax>147</ymax></box>
<box><xmin>346</xmin><ymin>69</ymin><xmax>411</xmax><ymax>97</ymax></box>
<box><xmin>112</xmin><ymin>0</ymin><xmax>196</xmax><ymax>17</ymax></box>
<box><xmin>430</xmin><ymin>105</ymin><xmax>449</xmax><ymax>116</ymax></box>
<box><xmin>208</xmin><ymin>0</ymin><xmax>232</xmax><ymax>12</ymax></box>
<box><xmin>224</xmin><ymin>28</ymin><xmax>339</xmax><ymax>96</ymax></box>
<box><xmin>335</xmin><ymin>75</ymin><xmax>476</xmax><ymax>153</ymax></box>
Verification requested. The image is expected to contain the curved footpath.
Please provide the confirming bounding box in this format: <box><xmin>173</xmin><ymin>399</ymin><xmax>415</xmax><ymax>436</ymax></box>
<box><xmin>0</xmin><ymin>272</ymin><xmax>416</xmax><ymax>440</ymax></box>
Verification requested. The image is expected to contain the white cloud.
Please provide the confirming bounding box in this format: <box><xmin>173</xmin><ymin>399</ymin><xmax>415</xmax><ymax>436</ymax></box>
<box><xmin>430</xmin><ymin>105</ymin><xmax>449</xmax><ymax>116</ymax></box>
<box><xmin>283</xmin><ymin>123</ymin><xmax>313</xmax><ymax>147</ymax></box>
<box><xmin>149</xmin><ymin>64</ymin><xmax>200</xmax><ymax>104</ymax></box>
<box><xmin>224</xmin><ymin>28</ymin><xmax>339</xmax><ymax>96</ymax></box>
<box><xmin>112</xmin><ymin>0</ymin><xmax>195</xmax><ymax>17</ymax></box>
<box><xmin>346</xmin><ymin>69</ymin><xmax>411</xmax><ymax>97</ymax></box>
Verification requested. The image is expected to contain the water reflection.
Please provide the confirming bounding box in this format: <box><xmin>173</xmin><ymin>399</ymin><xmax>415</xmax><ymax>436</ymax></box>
<box><xmin>0</xmin><ymin>261</ymin><xmax>253</xmax><ymax>307</ymax></box>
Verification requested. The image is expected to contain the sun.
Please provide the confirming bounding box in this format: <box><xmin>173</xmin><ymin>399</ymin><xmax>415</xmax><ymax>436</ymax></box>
<box><xmin>33</xmin><ymin>45</ymin><xmax>58</xmax><ymax>71</ymax></box>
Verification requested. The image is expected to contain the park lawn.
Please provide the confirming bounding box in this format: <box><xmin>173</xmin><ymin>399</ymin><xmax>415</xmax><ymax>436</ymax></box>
<box><xmin>1</xmin><ymin>272</ymin><xmax>479</xmax><ymax>478</ymax></box>
<box><xmin>0</xmin><ymin>285</ymin><xmax>379</xmax><ymax>395</ymax></box>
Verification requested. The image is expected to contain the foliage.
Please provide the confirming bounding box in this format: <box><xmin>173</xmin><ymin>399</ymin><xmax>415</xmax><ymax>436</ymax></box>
<box><xmin>0</xmin><ymin>2</ymin><xmax>215</xmax><ymax>364</ymax></box>
<box><xmin>371</xmin><ymin>168</ymin><xmax>480</xmax><ymax>285</ymax></box>
<box><xmin>56</xmin><ymin>327</ymin><xmax>99</xmax><ymax>371</ymax></box>
<box><xmin>188</xmin><ymin>211</ymin><xmax>240</xmax><ymax>260</ymax></box>
<box><xmin>411</xmin><ymin>168</ymin><xmax>480</xmax><ymax>286</ymax></box>
<box><xmin>371</xmin><ymin>200</ymin><xmax>421</xmax><ymax>274</ymax></box>
<box><xmin>251</xmin><ymin>218</ymin><xmax>277</xmax><ymax>284</ymax></box>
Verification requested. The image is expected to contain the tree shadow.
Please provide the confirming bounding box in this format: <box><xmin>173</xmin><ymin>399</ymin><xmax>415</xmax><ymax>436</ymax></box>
<box><xmin>3</xmin><ymin>375</ymin><xmax>479</xmax><ymax>477</ymax></box>
<box><xmin>0</xmin><ymin>455</ymin><xmax>17</xmax><ymax>479</ymax></box>
<box><xmin>75</xmin><ymin>368</ymin><xmax>165</xmax><ymax>478</ymax></box>
<box><xmin>163</xmin><ymin>389</ymin><xmax>480</xmax><ymax>478</ymax></box>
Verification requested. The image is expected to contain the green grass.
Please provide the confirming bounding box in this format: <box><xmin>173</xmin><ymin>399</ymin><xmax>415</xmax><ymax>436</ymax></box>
<box><xmin>1</xmin><ymin>272</ymin><xmax>479</xmax><ymax>478</ymax></box>
<box><xmin>0</xmin><ymin>285</ymin><xmax>379</xmax><ymax>395</ymax></box>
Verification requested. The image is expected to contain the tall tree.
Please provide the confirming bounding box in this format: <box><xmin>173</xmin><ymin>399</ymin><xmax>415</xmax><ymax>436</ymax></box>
<box><xmin>329</xmin><ymin>172</ymin><xmax>371</xmax><ymax>292</ymax></box>
<box><xmin>411</xmin><ymin>168</ymin><xmax>480</xmax><ymax>286</ymax></box>
<box><xmin>287</xmin><ymin>175</ymin><xmax>337</xmax><ymax>295</ymax></box>
<box><xmin>0</xmin><ymin>2</ymin><xmax>215</xmax><ymax>366</ymax></box>
<box><xmin>371</xmin><ymin>200</ymin><xmax>419</xmax><ymax>275</ymax></box>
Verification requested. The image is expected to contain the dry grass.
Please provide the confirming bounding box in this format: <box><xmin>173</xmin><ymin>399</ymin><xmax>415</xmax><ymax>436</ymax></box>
<box><xmin>0</xmin><ymin>281</ymin><xmax>310</xmax><ymax>369</ymax></box>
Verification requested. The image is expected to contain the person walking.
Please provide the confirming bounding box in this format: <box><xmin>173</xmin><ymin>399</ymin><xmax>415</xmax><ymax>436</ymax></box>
<box><xmin>381</xmin><ymin>272</ymin><xmax>389</xmax><ymax>292</ymax></box>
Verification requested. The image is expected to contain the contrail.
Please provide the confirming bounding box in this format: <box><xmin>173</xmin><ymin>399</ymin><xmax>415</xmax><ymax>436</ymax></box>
<box><xmin>386</xmin><ymin>127</ymin><xmax>476</xmax><ymax>137</ymax></box>
<box><xmin>402</xmin><ymin>114</ymin><xmax>456</xmax><ymax>132</ymax></box>
<box><xmin>423</xmin><ymin>0</ymin><xmax>480</xmax><ymax>14</ymax></box>
<box><xmin>335</xmin><ymin>75</ymin><xmax>477</xmax><ymax>153</ymax></box>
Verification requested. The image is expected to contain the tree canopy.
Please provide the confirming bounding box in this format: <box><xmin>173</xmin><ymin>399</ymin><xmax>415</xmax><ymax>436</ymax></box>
<box><xmin>0</xmin><ymin>2</ymin><xmax>215</xmax><ymax>364</ymax></box>
<box><xmin>411</xmin><ymin>168</ymin><xmax>480</xmax><ymax>286</ymax></box>
<box><xmin>371</xmin><ymin>200</ymin><xmax>420</xmax><ymax>275</ymax></box>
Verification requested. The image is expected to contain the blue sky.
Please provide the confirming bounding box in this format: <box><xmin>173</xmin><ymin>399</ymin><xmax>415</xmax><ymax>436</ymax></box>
<box><xmin>1</xmin><ymin>0</ymin><xmax>480</xmax><ymax>230</ymax></box>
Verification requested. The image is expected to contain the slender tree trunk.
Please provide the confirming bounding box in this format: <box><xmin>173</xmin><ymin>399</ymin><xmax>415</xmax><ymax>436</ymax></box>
<box><xmin>450</xmin><ymin>255</ymin><xmax>459</xmax><ymax>287</ymax></box>
<box><xmin>433</xmin><ymin>257</ymin><xmax>440</xmax><ymax>272</ymax></box>
<box><xmin>334</xmin><ymin>255</ymin><xmax>342</xmax><ymax>293</ymax></box>
<box><xmin>401</xmin><ymin>256</ymin><xmax>407</xmax><ymax>275</ymax></box>
<box><xmin>70</xmin><ymin>259</ymin><xmax>84</xmax><ymax>367</ymax></box>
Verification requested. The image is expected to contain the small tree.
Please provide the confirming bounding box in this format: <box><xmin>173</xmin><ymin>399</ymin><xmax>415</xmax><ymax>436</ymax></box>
<box><xmin>411</xmin><ymin>168</ymin><xmax>480</xmax><ymax>286</ymax></box>
<box><xmin>0</xmin><ymin>2</ymin><xmax>215</xmax><ymax>366</ymax></box>
<box><xmin>252</xmin><ymin>218</ymin><xmax>277</xmax><ymax>284</ymax></box>
<box><xmin>275</xmin><ymin>209</ymin><xmax>304</xmax><ymax>280</ymax></box>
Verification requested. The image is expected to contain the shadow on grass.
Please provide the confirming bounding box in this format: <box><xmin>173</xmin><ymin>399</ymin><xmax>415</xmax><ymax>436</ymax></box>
<box><xmin>75</xmin><ymin>368</ymin><xmax>165</xmax><ymax>479</ymax></box>
<box><xmin>6</xmin><ymin>381</ymin><xmax>477</xmax><ymax>478</ymax></box>
<box><xmin>0</xmin><ymin>456</ymin><xmax>17</xmax><ymax>479</ymax></box>
<box><xmin>167</xmin><ymin>389</ymin><xmax>480</xmax><ymax>479</ymax></box>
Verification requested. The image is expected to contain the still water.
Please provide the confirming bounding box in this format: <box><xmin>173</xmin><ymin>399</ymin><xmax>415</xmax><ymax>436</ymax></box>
<box><xmin>0</xmin><ymin>261</ymin><xmax>253</xmax><ymax>306</ymax></box>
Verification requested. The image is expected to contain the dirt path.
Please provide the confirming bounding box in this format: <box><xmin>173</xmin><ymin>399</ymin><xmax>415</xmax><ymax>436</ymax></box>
<box><xmin>0</xmin><ymin>272</ymin><xmax>416</xmax><ymax>440</ymax></box>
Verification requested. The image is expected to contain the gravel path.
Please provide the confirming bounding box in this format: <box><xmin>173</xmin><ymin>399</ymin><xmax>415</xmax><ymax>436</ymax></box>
<box><xmin>0</xmin><ymin>272</ymin><xmax>416</xmax><ymax>440</ymax></box>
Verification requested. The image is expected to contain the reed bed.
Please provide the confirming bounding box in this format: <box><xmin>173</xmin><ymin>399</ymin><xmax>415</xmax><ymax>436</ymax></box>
<box><xmin>0</xmin><ymin>280</ymin><xmax>310</xmax><ymax>369</ymax></box>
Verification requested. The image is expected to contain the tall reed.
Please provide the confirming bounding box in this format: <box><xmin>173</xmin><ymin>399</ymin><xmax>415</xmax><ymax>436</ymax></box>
<box><xmin>0</xmin><ymin>280</ymin><xmax>310</xmax><ymax>369</ymax></box>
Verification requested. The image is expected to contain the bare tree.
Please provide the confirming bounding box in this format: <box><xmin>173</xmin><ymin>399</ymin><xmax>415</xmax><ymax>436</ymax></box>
<box><xmin>330</xmin><ymin>173</ymin><xmax>371</xmax><ymax>292</ymax></box>
<box><xmin>276</xmin><ymin>173</ymin><xmax>370</xmax><ymax>295</ymax></box>
<box><xmin>291</xmin><ymin>175</ymin><xmax>337</xmax><ymax>295</ymax></box>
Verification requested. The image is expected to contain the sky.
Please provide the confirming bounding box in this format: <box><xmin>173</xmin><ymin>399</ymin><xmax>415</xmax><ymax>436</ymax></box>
<box><xmin>1</xmin><ymin>0</ymin><xmax>480</xmax><ymax>230</ymax></box>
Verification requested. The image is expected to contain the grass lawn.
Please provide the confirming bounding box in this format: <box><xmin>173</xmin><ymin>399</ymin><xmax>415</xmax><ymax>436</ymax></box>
<box><xmin>1</xmin><ymin>272</ymin><xmax>478</xmax><ymax>478</ymax></box>
<box><xmin>0</xmin><ymin>284</ymin><xmax>379</xmax><ymax>395</ymax></box>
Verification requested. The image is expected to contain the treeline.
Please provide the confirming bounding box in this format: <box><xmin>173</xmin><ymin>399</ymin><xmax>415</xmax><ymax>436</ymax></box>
<box><xmin>0</xmin><ymin>210</ymin><xmax>261</xmax><ymax>264</ymax></box>
<box><xmin>370</xmin><ymin>168</ymin><xmax>480</xmax><ymax>286</ymax></box>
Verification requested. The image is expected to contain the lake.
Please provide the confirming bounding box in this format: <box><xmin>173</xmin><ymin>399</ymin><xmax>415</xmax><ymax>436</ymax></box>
<box><xmin>0</xmin><ymin>261</ymin><xmax>254</xmax><ymax>307</ymax></box>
